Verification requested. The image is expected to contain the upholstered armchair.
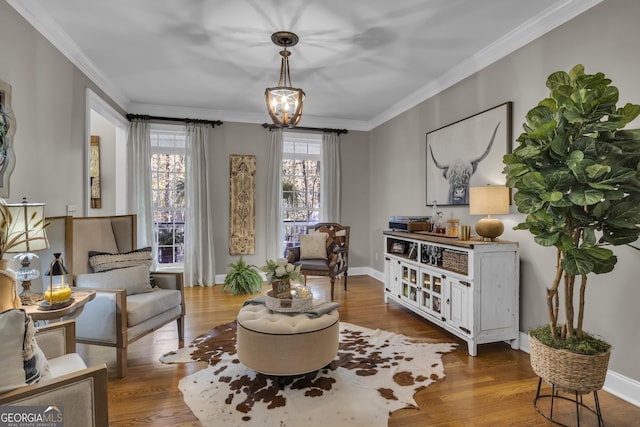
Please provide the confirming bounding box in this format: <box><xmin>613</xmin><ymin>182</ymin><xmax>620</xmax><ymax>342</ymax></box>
<box><xmin>0</xmin><ymin>317</ymin><xmax>109</xmax><ymax>427</ymax></box>
<box><xmin>287</xmin><ymin>223</ymin><xmax>350</xmax><ymax>300</ymax></box>
<box><xmin>62</xmin><ymin>215</ymin><xmax>185</xmax><ymax>378</ymax></box>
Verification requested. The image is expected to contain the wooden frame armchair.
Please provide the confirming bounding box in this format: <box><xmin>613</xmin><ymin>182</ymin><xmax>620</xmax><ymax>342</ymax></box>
<box><xmin>59</xmin><ymin>214</ymin><xmax>185</xmax><ymax>378</ymax></box>
<box><xmin>0</xmin><ymin>320</ymin><xmax>109</xmax><ymax>427</ymax></box>
<box><xmin>287</xmin><ymin>223</ymin><xmax>350</xmax><ymax>300</ymax></box>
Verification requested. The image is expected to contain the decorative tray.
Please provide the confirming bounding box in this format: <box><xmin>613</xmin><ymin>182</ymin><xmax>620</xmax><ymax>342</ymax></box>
<box><xmin>38</xmin><ymin>297</ymin><xmax>75</xmax><ymax>311</ymax></box>
<box><xmin>265</xmin><ymin>291</ymin><xmax>313</xmax><ymax>313</ymax></box>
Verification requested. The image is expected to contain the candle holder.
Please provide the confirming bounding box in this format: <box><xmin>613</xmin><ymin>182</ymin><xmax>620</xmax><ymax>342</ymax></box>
<box><xmin>39</xmin><ymin>252</ymin><xmax>73</xmax><ymax>310</ymax></box>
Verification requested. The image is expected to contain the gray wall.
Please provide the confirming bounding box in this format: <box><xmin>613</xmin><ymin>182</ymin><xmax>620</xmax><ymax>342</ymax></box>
<box><xmin>1</xmin><ymin>0</ymin><xmax>638</xmax><ymax>384</ymax></box>
<box><xmin>369</xmin><ymin>0</ymin><xmax>640</xmax><ymax>381</ymax></box>
<box><xmin>0</xmin><ymin>1</ymin><xmax>125</xmax><ymax>216</ymax></box>
<box><xmin>206</xmin><ymin>122</ymin><xmax>370</xmax><ymax>275</ymax></box>
<box><xmin>0</xmin><ymin>0</ymin><xmax>370</xmax><ymax>277</ymax></box>
<box><xmin>0</xmin><ymin>1</ymin><xmax>125</xmax><ymax>290</ymax></box>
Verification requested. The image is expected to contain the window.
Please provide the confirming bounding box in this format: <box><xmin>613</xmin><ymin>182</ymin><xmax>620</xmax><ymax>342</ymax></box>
<box><xmin>150</xmin><ymin>129</ymin><xmax>185</xmax><ymax>265</ymax></box>
<box><xmin>282</xmin><ymin>132</ymin><xmax>322</xmax><ymax>255</ymax></box>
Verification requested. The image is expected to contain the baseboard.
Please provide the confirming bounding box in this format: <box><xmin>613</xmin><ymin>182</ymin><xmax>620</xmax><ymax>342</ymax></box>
<box><xmin>519</xmin><ymin>331</ymin><xmax>640</xmax><ymax>408</ymax></box>
<box><xmin>215</xmin><ymin>267</ymin><xmax>376</xmax><ymax>287</ymax></box>
<box><xmin>518</xmin><ymin>331</ymin><xmax>531</xmax><ymax>353</ymax></box>
<box><xmin>603</xmin><ymin>371</ymin><xmax>640</xmax><ymax>407</ymax></box>
<box><xmin>348</xmin><ymin>266</ymin><xmax>378</xmax><ymax>278</ymax></box>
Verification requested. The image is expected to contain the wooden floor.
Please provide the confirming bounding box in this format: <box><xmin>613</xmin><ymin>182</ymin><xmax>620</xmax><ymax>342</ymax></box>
<box><xmin>77</xmin><ymin>275</ymin><xmax>640</xmax><ymax>426</ymax></box>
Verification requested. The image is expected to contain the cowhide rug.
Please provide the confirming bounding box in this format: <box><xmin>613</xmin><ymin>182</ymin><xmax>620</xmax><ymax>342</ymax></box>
<box><xmin>160</xmin><ymin>321</ymin><xmax>455</xmax><ymax>427</ymax></box>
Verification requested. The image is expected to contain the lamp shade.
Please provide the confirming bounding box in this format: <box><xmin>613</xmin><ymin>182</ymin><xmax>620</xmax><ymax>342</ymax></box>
<box><xmin>5</xmin><ymin>200</ymin><xmax>49</xmax><ymax>253</ymax></box>
<box><xmin>469</xmin><ymin>185</ymin><xmax>510</xmax><ymax>215</ymax></box>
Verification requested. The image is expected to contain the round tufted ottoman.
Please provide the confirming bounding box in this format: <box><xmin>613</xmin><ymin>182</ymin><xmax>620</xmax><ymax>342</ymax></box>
<box><xmin>236</xmin><ymin>304</ymin><xmax>340</xmax><ymax>376</ymax></box>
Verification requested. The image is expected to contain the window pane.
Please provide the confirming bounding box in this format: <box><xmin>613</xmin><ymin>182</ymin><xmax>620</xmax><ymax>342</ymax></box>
<box><xmin>283</xmin><ymin>140</ymin><xmax>294</xmax><ymax>153</ymax></box>
<box><xmin>308</xmin><ymin>144</ymin><xmax>321</xmax><ymax>155</ymax></box>
<box><xmin>280</xmin><ymin>134</ymin><xmax>322</xmax><ymax>256</ymax></box>
<box><xmin>151</xmin><ymin>129</ymin><xmax>186</xmax><ymax>265</ymax></box>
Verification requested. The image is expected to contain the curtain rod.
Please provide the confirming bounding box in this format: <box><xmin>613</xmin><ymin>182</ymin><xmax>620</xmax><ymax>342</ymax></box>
<box><xmin>261</xmin><ymin>123</ymin><xmax>348</xmax><ymax>135</ymax></box>
<box><xmin>126</xmin><ymin>114</ymin><xmax>223</xmax><ymax>127</ymax></box>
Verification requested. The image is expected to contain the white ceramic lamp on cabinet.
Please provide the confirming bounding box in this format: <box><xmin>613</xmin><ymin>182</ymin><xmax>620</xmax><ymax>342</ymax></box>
<box><xmin>469</xmin><ymin>185</ymin><xmax>510</xmax><ymax>242</ymax></box>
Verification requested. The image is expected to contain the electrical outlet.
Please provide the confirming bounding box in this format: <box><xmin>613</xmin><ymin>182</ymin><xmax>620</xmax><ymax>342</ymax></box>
<box><xmin>67</xmin><ymin>204</ymin><xmax>77</xmax><ymax>216</ymax></box>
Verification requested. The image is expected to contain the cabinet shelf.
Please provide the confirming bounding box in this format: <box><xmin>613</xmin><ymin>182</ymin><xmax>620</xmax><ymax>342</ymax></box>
<box><xmin>383</xmin><ymin>230</ymin><xmax>520</xmax><ymax>356</ymax></box>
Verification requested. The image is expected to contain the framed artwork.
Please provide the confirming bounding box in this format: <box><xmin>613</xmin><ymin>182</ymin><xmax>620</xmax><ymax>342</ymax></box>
<box><xmin>90</xmin><ymin>135</ymin><xmax>101</xmax><ymax>208</ymax></box>
<box><xmin>229</xmin><ymin>154</ymin><xmax>256</xmax><ymax>255</ymax></box>
<box><xmin>426</xmin><ymin>102</ymin><xmax>512</xmax><ymax>206</ymax></box>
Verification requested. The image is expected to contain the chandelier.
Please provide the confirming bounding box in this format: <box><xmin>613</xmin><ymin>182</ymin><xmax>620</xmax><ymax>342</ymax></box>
<box><xmin>265</xmin><ymin>31</ymin><xmax>305</xmax><ymax>128</ymax></box>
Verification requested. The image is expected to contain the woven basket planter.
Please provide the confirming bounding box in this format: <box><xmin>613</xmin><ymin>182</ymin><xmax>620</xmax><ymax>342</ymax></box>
<box><xmin>528</xmin><ymin>333</ymin><xmax>610</xmax><ymax>395</ymax></box>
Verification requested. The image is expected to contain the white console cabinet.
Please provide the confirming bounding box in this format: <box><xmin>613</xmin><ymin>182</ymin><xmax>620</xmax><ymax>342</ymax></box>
<box><xmin>383</xmin><ymin>230</ymin><xmax>519</xmax><ymax>356</ymax></box>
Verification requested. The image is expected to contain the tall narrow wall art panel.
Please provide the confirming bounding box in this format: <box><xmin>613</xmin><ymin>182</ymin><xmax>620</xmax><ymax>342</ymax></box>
<box><xmin>229</xmin><ymin>154</ymin><xmax>256</xmax><ymax>254</ymax></box>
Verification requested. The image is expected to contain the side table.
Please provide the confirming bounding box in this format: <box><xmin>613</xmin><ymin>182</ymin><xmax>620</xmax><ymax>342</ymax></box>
<box><xmin>23</xmin><ymin>290</ymin><xmax>96</xmax><ymax>322</ymax></box>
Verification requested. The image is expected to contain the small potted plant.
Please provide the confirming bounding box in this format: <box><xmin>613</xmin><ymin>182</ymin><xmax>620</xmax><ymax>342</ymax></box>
<box><xmin>261</xmin><ymin>258</ymin><xmax>302</xmax><ymax>286</ymax></box>
<box><xmin>503</xmin><ymin>64</ymin><xmax>640</xmax><ymax>395</ymax></box>
<box><xmin>222</xmin><ymin>256</ymin><xmax>263</xmax><ymax>296</ymax></box>
<box><xmin>261</xmin><ymin>258</ymin><xmax>309</xmax><ymax>311</ymax></box>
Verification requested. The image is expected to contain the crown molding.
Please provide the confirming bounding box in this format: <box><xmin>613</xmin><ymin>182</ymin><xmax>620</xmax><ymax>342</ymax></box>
<box><xmin>6</xmin><ymin>0</ymin><xmax>130</xmax><ymax>110</ymax></box>
<box><xmin>9</xmin><ymin>0</ymin><xmax>602</xmax><ymax>132</ymax></box>
<box><xmin>366</xmin><ymin>0</ymin><xmax>604</xmax><ymax>130</ymax></box>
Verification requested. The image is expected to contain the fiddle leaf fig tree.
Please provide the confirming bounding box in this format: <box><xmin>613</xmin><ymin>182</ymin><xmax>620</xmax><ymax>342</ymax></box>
<box><xmin>503</xmin><ymin>64</ymin><xmax>640</xmax><ymax>348</ymax></box>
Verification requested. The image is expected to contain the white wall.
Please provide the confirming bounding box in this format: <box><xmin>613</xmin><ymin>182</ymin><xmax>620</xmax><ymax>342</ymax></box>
<box><xmin>88</xmin><ymin>89</ymin><xmax>129</xmax><ymax>216</ymax></box>
<box><xmin>88</xmin><ymin>111</ymin><xmax>116</xmax><ymax>216</ymax></box>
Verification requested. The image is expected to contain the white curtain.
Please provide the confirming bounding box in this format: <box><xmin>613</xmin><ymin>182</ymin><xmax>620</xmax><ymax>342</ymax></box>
<box><xmin>266</xmin><ymin>128</ymin><xmax>283</xmax><ymax>259</ymax></box>
<box><xmin>184</xmin><ymin>122</ymin><xmax>216</xmax><ymax>286</ymax></box>
<box><xmin>321</xmin><ymin>132</ymin><xmax>342</xmax><ymax>223</ymax></box>
<box><xmin>127</xmin><ymin>118</ymin><xmax>153</xmax><ymax>248</ymax></box>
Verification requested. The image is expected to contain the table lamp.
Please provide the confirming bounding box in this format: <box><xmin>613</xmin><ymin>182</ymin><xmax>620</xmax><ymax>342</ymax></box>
<box><xmin>5</xmin><ymin>198</ymin><xmax>49</xmax><ymax>304</ymax></box>
<box><xmin>469</xmin><ymin>185</ymin><xmax>510</xmax><ymax>241</ymax></box>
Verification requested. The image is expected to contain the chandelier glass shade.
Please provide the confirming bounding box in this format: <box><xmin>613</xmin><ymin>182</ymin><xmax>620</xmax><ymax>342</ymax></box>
<box><xmin>265</xmin><ymin>31</ymin><xmax>305</xmax><ymax>128</ymax></box>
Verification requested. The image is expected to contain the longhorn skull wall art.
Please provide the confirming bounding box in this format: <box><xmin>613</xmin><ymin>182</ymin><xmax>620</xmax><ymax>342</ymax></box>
<box><xmin>426</xmin><ymin>102</ymin><xmax>512</xmax><ymax>206</ymax></box>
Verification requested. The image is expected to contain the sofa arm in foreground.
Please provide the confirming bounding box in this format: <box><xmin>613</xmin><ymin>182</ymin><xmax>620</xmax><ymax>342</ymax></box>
<box><xmin>0</xmin><ymin>321</ymin><xmax>109</xmax><ymax>427</ymax></box>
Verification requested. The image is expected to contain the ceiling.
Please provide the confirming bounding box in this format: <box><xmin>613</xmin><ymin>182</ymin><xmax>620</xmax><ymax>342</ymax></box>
<box><xmin>9</xmin><ymin>0</ymin><xmax>600</xmax><ymax>130</ymax></box>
